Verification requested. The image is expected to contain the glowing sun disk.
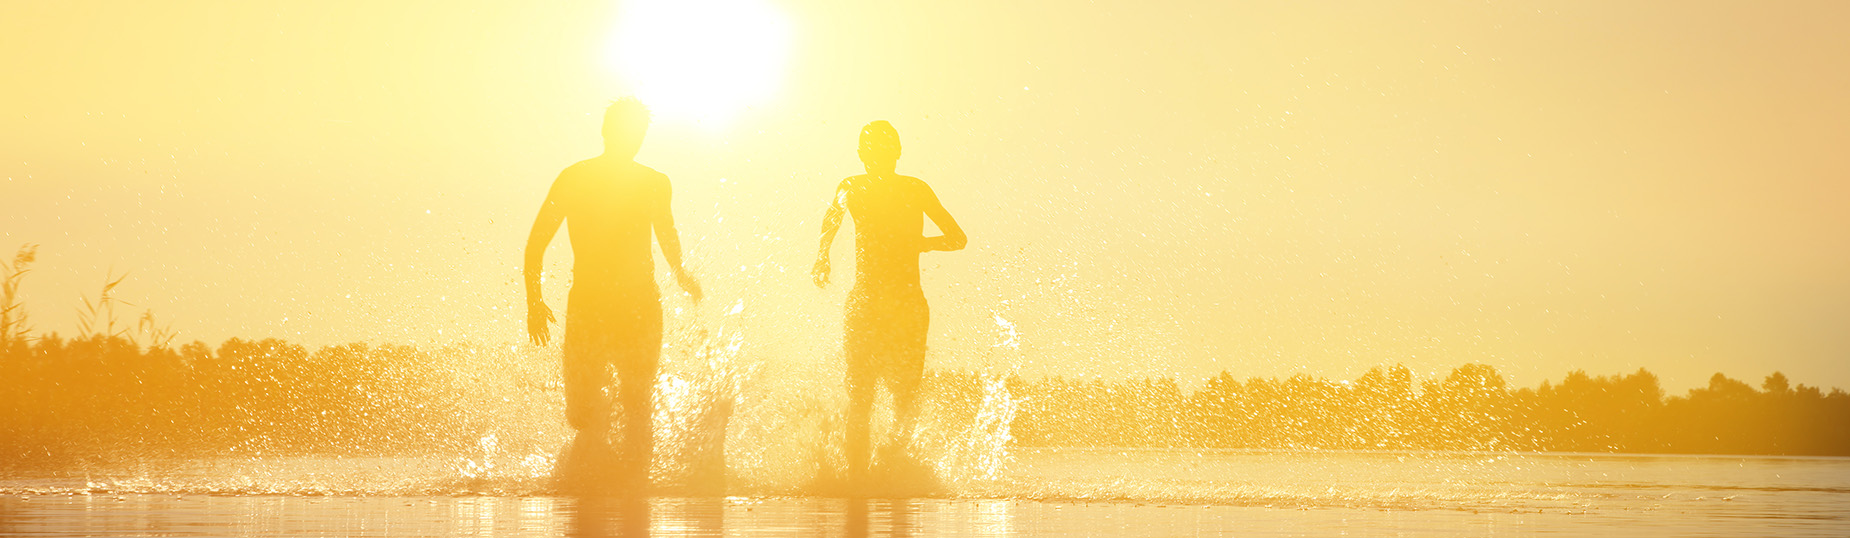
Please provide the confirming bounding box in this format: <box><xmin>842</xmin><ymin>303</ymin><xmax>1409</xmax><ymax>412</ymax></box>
<box><xmin>607</xmin><ymin>0</ymin><xmax>792</xmax><ymax>125</ymax></box>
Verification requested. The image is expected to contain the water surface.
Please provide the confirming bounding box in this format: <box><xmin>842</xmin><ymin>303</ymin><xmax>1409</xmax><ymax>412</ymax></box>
<box><xmin>3</xmin><ymin>449</ymin><xmax>1845</xmax><ymax>536</ymax></box>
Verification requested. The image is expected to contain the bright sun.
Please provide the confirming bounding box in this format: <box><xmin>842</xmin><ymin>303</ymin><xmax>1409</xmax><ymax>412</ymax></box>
<box><xmin>606</xmin><ymin>0</ymin><xmax>792</xmax><ymax>126</ymax></box>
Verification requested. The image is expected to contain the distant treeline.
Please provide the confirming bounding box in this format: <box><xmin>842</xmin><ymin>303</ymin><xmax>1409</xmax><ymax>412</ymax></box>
<box><xmin>4</xmin><ymin>333</ymin><xmax>1849</xmax><ymax>467</ymax></box>
<box><xmin>921</xmin><ymin>365</ymin><xmax>1850</xmax><ymax>456</ymax></box>
<box><xmin>1</xmin><ymin>245</ymin><xmax>550</xmax><ymax>467</ymax></box>
<box><xmin>0</xmin><ymin>335</ymin><xmax>492</xmax><ymax>465</ymax></box>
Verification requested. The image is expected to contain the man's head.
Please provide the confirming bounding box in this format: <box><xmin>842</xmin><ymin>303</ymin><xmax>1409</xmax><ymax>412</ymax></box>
<box><xmin>858</xmin><ymin>120</ymin><xmax>901</xmax><ymax>174</ymax></box>
<box><xmin>602</xmin><ymin>98</ymin><xmax>652</xmax><ymax>159</ymax></box>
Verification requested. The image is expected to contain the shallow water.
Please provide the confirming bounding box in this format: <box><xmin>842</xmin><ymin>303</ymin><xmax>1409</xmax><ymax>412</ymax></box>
<box><xmin>3</xmin><ymin>449</ymin><xmax>1846</xmax><ymax>536</ymax></box>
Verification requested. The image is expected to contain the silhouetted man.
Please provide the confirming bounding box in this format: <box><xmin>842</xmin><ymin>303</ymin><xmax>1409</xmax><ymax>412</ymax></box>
<box><xmin>813</xmin><ymin>121</ymin><xmax>966</xmax><ymax>483</ymax></box>
<box><xmin>526</xmin><ymin>98</ymin><xmax>701</xmax><ymax>490</ymax></box>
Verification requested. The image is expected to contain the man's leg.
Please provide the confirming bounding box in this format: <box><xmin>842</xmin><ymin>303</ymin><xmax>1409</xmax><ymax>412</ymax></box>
<box><xmin>613</xmin><ymin>359</ymin><xmax>655</xmax><ymax>488</ymax></box>
<box><xmin>889</xmin><ymin>356</ymin><xmax>925</xmax><ymax>449</ymax></box>
<box><xmin>844</xmin><ymin>352</ymin><xmax>877</xmax><ymax>481</ymax></box>
<box><xmin>889</xmin><ymin>296</ymin><xmax>930</xmax><ymax>450</ymax></box>
<box><xmin>612</xmin><ymin>298</ymin><xmax>663</xmax><ymax>490</ymax></box>
<box><xmin>843</xmin><ymin>293</ymin><xmax>878</xmax><ymax>482</ymax></box>
<box><xmin>562</xmin><ymin>307</ymin><xmax>612</xmax><ymax>450</ymax></box>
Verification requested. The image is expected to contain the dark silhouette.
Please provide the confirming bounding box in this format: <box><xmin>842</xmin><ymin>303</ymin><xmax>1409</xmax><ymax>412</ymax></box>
<box><xmin>813</xmin><ymin>121</ymin><xmax>967</xmax><ymax>485</ymax></box>
<box><xmin>525</xmin><ymin>98</ymin><xmax>701</xmax><ymax>492</ymax></box>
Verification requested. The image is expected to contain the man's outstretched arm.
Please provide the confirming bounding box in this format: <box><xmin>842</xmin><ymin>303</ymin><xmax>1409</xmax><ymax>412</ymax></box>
<box><xmin>653</xmin><ymin>177</ymin><xmax>701</xmax><ymax>301</ymax></box>
<box><xmin>920</xmin><ymin>184</ymin><xmax>967</xmax><ymax>252</ymax></box>
<box><xmin>813</xmin><ymin>183</ymin><xmax>848</xmax><ymax>287</ymax></box>
<box><xmin>524</xmin><ymin>178</ymin><xmax>566</xmax><ymax>346</ymax></box>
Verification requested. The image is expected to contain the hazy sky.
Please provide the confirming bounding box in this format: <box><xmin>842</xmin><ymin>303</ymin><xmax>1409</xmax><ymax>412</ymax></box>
<box><xmin>4</xmin><ymin>1</ymin><xmax>1847</xmax><ymax>391</ymax></box>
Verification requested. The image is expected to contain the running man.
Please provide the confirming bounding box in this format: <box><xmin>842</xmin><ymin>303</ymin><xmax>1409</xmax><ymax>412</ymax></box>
<box><xmin>525</xmin><ymin>98</ymin><xmax>701</xmax><ymax>489</ymax></box>
<box><xmin>813</xmin><ymin>120</ymin><xmax>967</xmax><ymax>481</ymax></box>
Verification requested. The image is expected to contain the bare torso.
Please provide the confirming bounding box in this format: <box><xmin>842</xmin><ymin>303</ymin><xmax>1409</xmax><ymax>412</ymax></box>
<box><xmin>841</xmin><ymin>173</ymin><xmax>932</xmax><ymax>295</ymax></box>
<box><xmin>554</xmin><ymin>158</ymin><xmax>668</xmax><ymax>296</ymax></box>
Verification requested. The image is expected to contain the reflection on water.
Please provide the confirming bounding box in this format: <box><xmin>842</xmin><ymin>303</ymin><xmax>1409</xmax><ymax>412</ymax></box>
<box><xmin>844</xmin><ymin>499</ymin><xmax>921</xmax><ymax>538</ymax></box>
<box><xmin>3</xmin><ymin>450</ymin><xmax>1848</xmax><ymax>537</ymax></box>
<box><xmin>0</xmin><ymin>496</ymin><xmax>1001</xmax><ymax>538</ymax></box>
<box><xmin>7</xmin><ymin>491</ymin><xmax>1847</xmax><ymax>538</ymax></box>
<box><xmin>2</xmin><ymin>489</ymin><xmax>1847</xmax><ymax>537</ymax></box>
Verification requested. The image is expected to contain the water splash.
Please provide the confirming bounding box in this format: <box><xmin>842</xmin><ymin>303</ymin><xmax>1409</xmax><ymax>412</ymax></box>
<box><xmin>993</xmin><ymin>314</ymin><xmax>1020</xmax><ymax>350</ymax></box>
<box><xmin>918</xmin><ymin>313</ymin><xmax>1029</xmax><ymax>490</ymax></box>
<box><xmin>454</xmin><ymin>434</ymin><xmax>500</xmax><ymax>481</ymax></box>
<box><xmin>936</xmin><ymin>376</ymin><xmax>1019</xmax><ymax>485</ymax></box>
<box><xmin>649</xmin><ymin>299</ymin><xmax>750</xmax><ymax>492</ymax></box>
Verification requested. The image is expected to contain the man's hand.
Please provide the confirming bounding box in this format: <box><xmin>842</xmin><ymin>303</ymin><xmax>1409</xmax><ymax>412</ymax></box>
<box><xmin>812</xmin><ymin>256</ymin><xmax>831</xmax><ymax>288</ymax></box>
<box><xmin>527</xmin><ymin>301</ymin><xmax>555</xmax><ymax>346</ymax></box>
<box><xmin>676</xmin><ymin>267</ymin><xmax>703</xmax><ymax>302</ymax></box>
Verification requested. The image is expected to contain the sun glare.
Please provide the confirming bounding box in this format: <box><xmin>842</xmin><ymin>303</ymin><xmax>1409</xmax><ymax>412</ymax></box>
<box><xmin>607</xmin><ymin>0</ymin><xmax>792</xmax><ymax>126</ymax></box>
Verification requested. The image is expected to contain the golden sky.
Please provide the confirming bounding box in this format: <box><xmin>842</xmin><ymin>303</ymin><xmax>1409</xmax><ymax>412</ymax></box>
<box><xmin>4</xmin><ymin>1</ymin><xmax>1847</xmax><ymax>391</ymax></box>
